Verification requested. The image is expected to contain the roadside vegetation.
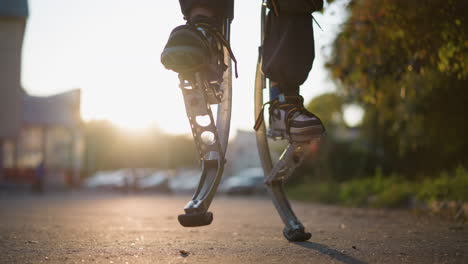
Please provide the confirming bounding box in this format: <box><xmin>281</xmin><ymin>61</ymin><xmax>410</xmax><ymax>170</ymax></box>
<box><xmin>286</xmin><ymin>0</ymin><xmax>467</xmax><ymax>220</ymax></box>
<box><xmin>80</xmin><ymin>0</ymin><xmax>467</xmax><ymax>220</ymax></box>
<box><xmin>287</xmin><ymin>166</ymin><xmax>468</xmax><ymax>208</ymax></box>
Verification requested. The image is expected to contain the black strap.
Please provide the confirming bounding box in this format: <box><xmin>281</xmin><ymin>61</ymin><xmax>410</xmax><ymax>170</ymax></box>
<box><xmin>194</xmin><ymin>22</ymin><xmax>239</xmax><ymax>78</ymax></box>
<box><xmin>254</xmin><ymin>100</ymin><xmax>275</xmax><ymax>131</ymax></box>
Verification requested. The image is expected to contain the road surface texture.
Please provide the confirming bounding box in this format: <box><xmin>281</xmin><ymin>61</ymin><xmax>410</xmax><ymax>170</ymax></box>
<box><xmin>0</xmin><ymin>192</ymin><xmax>467</xmax><ymax>264</ymax></box>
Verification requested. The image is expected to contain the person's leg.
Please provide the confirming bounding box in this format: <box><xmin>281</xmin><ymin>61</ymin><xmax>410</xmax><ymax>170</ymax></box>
<box><xmin>261</xmin><ymin>0</ymin><xmax>325</xmax><ymax>141</ymax></box>
<box><xmin>179</xmin><ymin>0</ymin><xmax>234</xmax><ymax>21</ymax></box>
<box><xmin>262</xmin><ymin>0</ymin><xmax>322</xmax><ymax>97</ymax></box>
<box><xmin>264</xmin><ymin>14</ymin><xmax>313</xmax><ymax>97</ymax></box>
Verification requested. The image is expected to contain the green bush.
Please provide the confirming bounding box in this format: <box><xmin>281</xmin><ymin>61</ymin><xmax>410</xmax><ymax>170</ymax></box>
<box><xmin>417</xmin><ymin>166</ymin><xmax>468</xmax><ymax>202</ymax></box>
<box><xmin>338</xmin><ymin>170</ymin><xmax>414</xmax><ymax>208</ymax></box>
<box><xmin>287</xmin><ymin>166</ymin><xmax>468</xmax><ymax>208</ymax></box>
<box><xmin>287</xmin><ymin>172</ymin><xmax>414</xmax><ymax>208</ymax></box>
<box><xmin>286</xmin><ymin>180</ymin><xmax>340</xmax><ymax>204</ymax></box>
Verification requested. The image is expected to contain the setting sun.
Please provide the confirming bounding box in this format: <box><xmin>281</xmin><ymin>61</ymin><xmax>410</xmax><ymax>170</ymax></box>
<box><xmin>79</xmin><ymin>74</ymin><xmax>191</xmax><ymax>134</ymax></box>
<box><xmin>21</xmin><ymin>0</ymin><xmax>340</xmax><ymax>135</ymax></box>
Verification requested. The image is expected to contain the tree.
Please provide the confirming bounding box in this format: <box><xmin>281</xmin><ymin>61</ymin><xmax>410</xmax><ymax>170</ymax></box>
<box><xmin>307</xmin><ymin>93</ymin><xmax>344</xmax><ymax>129</ymax></box>
<box><xmin>83</xmin><ymin>120</ymin><xmax>197</xmax><ymax>176</ymax></box>
<box><xmin>327</xmin><ymin>0</ymin><xmax>468</xmax><ymax>176</ymax></box>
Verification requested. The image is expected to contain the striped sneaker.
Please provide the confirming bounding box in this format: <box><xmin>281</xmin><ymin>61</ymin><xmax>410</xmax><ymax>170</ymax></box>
<box><xmin>160</xmin><ymin>15</ymin><xmax>236</xmax><ymax>82</ymax></box>
<box><xmin>268</xmin><ymin>96</ymin><xmax>325</xmax><ymax>142</ymax></box>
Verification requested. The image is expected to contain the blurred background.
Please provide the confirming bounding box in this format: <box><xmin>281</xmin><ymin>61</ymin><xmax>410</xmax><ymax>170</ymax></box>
<box><xmin>0</xmin><ymin>0</ymin><xmax>467</xmax><ymax>215</ymax></box>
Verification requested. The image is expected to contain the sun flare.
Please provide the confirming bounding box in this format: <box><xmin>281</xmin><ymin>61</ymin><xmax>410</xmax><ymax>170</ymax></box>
<box><xmin>80</xmin><ymin>75</ymin><xmax>191</xmax><ymax>134</ymax></box>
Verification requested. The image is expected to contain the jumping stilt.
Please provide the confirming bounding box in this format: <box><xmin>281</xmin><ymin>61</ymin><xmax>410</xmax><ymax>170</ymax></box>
<box><xmin>177</xmin><ymin>19</ymin><xmax>233</xmax><ymax>227</ymax></box>
<box><xmin>254</xmin><ymin>1</ymin><xmax>317</xmax><ymax>241</ymax></box>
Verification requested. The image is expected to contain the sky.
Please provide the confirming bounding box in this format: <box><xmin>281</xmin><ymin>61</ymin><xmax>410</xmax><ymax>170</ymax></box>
<box><xmin>21</xmin><ymin>0</ymin><xmax>350</xmax><ymax>135</ymax></box>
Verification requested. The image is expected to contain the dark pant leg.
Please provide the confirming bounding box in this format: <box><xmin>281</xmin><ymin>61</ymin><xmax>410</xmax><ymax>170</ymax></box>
<box><xmin>179</xmin><ymin>0</ymin><xmax>234</xmax><ymax>20</ymax></box>
<box><xmin>262</xmin><ymin>0</ymin><xmax>321</xmax><ymax>96</ymax></box>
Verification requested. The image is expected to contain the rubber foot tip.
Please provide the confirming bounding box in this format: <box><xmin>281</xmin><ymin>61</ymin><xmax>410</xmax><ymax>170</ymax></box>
<box><xmin>283</xmin><ymin>228</ymin><xmax>312</xmax><ymax>242</ymax></box>
<box><xmin>178</xmin><ymin>212</ymin><xmax>213</xmax><ymax>227</ymax></box>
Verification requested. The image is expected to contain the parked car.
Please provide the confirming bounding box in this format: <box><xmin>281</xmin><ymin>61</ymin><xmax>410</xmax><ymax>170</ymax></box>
<box><xmin>136</xmin><ymin>170</ymin><xmax>171</xmax><ymax>192</ymax></box>
<box><xmin>84</xmin><ymin>170</ymin><xmax>129</xmax><ymax>190</ymax></box>
<box><xmin>168</xmin><ymin>169</ymin><xmax>200</xmax><ymax>193</ymax></box>
<box><xmin>85</xmin><ymin>169</ymin><xmax>156</xmax><ymax>192</ymax></box>
<box><xmin>220</xmin><ymin>167</ymin><xmax>266</xmax><ymax>195</ymax></box>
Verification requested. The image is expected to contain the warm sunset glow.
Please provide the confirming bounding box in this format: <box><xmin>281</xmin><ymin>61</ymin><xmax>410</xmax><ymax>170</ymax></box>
<box><xmin>79</xmin><ymin>74</ymin><xmax>191</xmax><ymax>134</ymax></box>
<box><xmin>21</xmin><ymin>0</ymin><xmax>347</xmax><ymax>134</ymax></box>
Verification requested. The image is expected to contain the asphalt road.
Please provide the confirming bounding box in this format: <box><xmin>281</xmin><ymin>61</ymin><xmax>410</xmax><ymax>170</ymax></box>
<box><xmin>0</xmin><ymin>192</ymin><xmax>466</xmax><ymax>264</ymax></box>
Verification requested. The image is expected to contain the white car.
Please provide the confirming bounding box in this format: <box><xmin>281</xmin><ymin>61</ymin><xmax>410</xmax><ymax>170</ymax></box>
<box><xmin>168</xmin><ymin>169</ymin><xmax>200</xmax><ymax>193</ymax></box>
<box><xmin>84</xmin><ymin>170</ymin><xmax>129</xmax><ymax>190</ymax></box>
<box><xmin>220</xmin><ymin>167</ymin><xmax>266</xmax><ymax>195</ymax></box>
<box><xmin>136</xmin><ymin>170</ymin><xmax>170</xmax><ymax>192</ymax></box>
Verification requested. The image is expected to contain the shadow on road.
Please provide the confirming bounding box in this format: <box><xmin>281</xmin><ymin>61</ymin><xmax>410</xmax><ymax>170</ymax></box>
<box><xmin>294</xmin><ymin>241</ymin><xmax>368</xmax><ymax>264</ymax></box>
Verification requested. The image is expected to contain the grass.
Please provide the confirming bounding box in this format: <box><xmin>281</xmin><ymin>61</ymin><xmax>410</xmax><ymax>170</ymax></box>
<box><xmin>417</xmin><ymin>166</ymin><xmax>468</xmax><ymax>202</ymax></box>
<box><xmin>286</xmin><ymin>166</ymin><xmax>468</xmax><ymax>208</ymax></box>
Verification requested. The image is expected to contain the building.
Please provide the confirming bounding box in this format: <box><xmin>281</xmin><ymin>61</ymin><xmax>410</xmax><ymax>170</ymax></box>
<box><xmin>1</xmin><ymin>90</ymin><xmax>84</xmax><ymax>188</ymax></box>
<box><xmin>0</xmin><ymin>0</ymin><xmax>28</xmax><ymax>139</ymax></box>
<box><xmin>1</xmin><ymin>90</ymin><xmax>84</xmax><ymax>187</ymax></box>
<box><xmin>225</xmin><ymin>130</ymin><xmax>262</xmax><ymax>177</ymax></box>
<box><xmin>0</xmin><ymin>0</ymin><xmax>29</xmax><ymax>183</ymax></box>
<box><xmin>1</xmin><ymin>1</ymin><xmax>84</xmax><ymax>188</ymax></box>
